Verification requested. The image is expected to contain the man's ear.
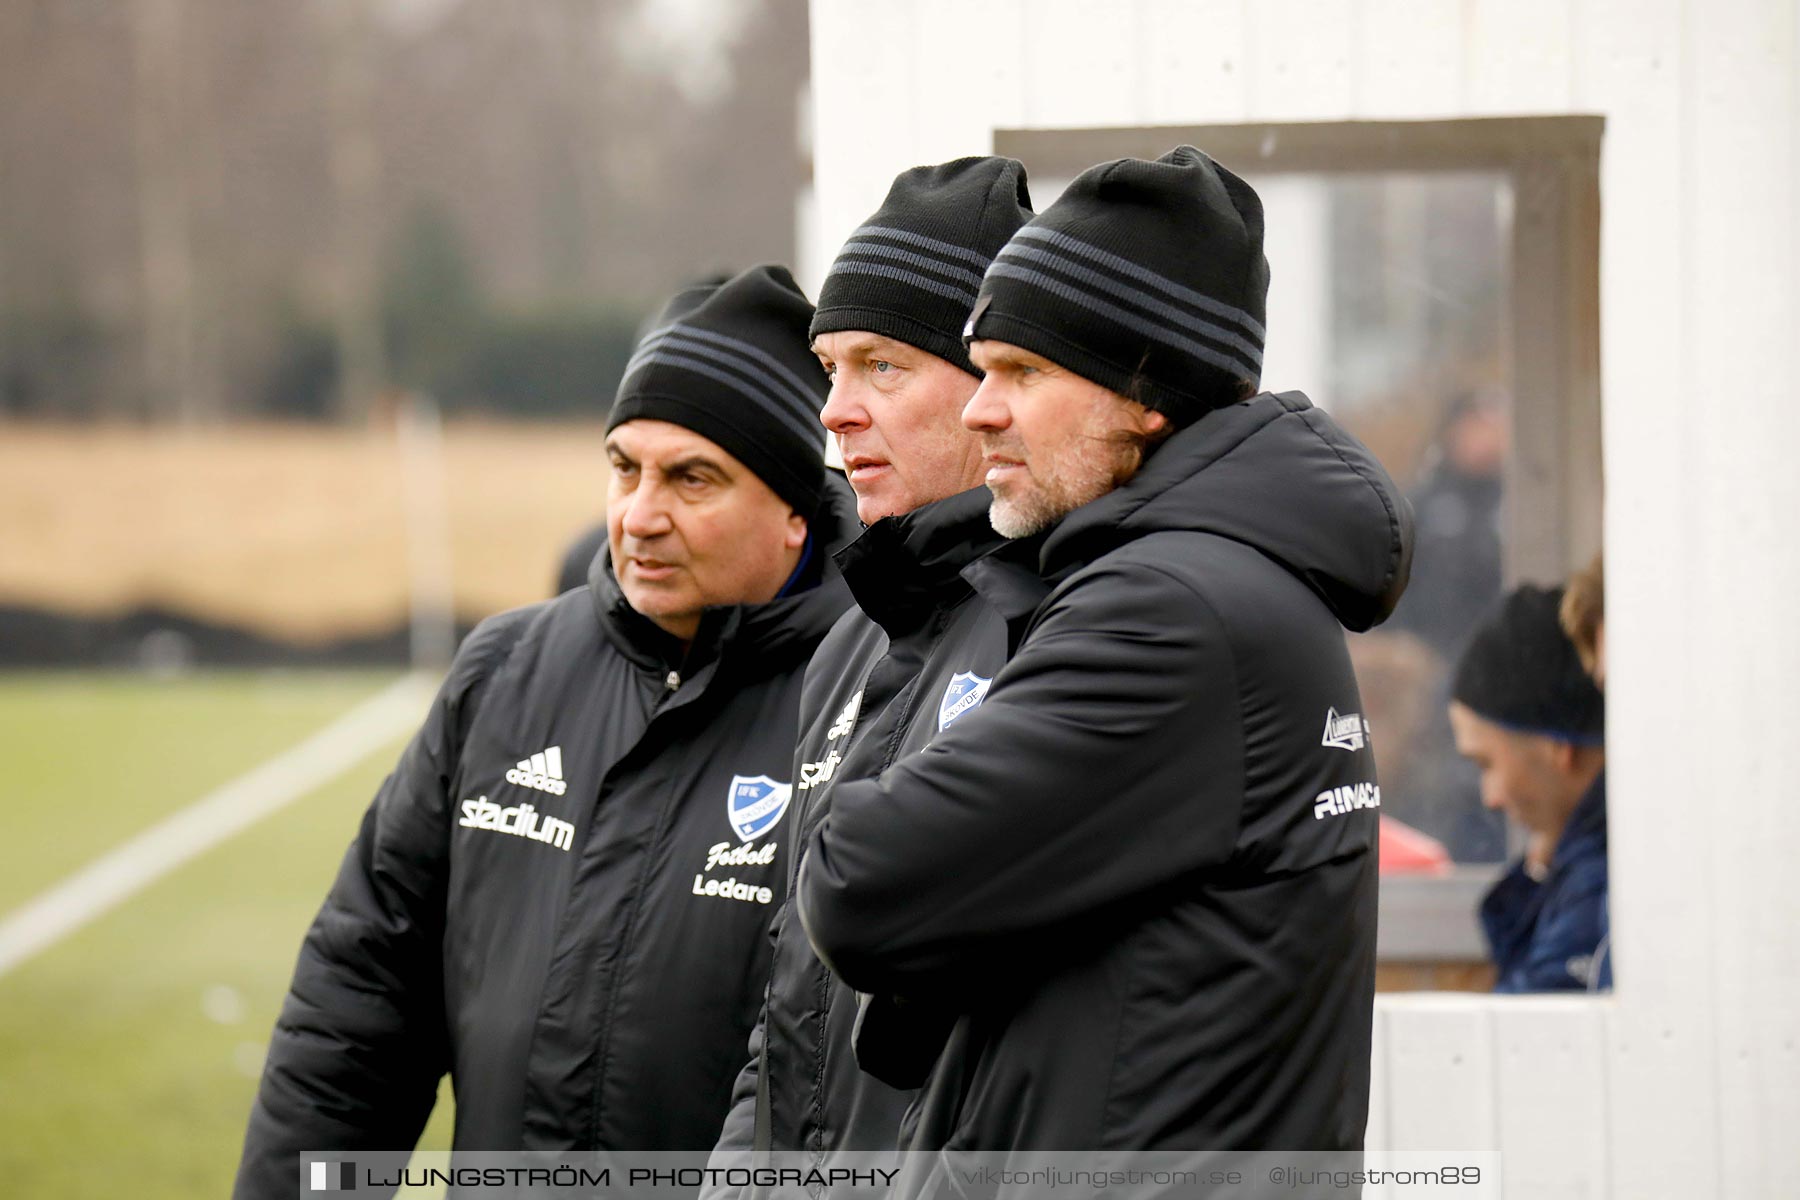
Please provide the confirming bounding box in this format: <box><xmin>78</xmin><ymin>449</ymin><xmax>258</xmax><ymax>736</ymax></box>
<box><xmin>1550</xmin><ymin>739</ymin><xmax>1578</xmax><ymax>773</ymax></box>
<box><xmin>1140</xmin><ymin>407</ymin><xmax>1170</xmax><ymax>435</ymax></box>
<box><xmin>785</xmin><ymin>510</ymin><xmax>809</xmax><ymax>550</ymax></box>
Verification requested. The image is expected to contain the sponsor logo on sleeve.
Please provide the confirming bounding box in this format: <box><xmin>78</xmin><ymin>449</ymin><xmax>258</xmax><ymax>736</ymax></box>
<box><xmin>937</xmin><ymin>671</ymin><xmax>992</xmax><ymax>731</ymax></box>
<box><xmin>1312</xmin><ymin>782</ymin><xmax>1382</xmax><ymax>819</ymax></box>
<box><xmin>1321</xmin><ymin>708</ymin><xmax>1370</xmax><ymax>752</ymax></box>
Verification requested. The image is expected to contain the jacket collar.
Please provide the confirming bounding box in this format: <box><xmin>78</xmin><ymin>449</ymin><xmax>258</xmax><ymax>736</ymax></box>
<box><xmin>1551</xmin><ymin>768</ymin><xmax>1608</xmax><ymax>869</ymax></box>
<box><xmin>832</xmin><ymin>486</ymin><xmax>1008</xmax><ymax>636</ymax></box>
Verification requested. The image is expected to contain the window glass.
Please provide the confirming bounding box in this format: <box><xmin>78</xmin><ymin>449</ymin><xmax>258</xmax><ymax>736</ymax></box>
<box><xmin>1253</xmin><ymin>171</ymin><xmax>1515</xmax><ymax>867</ymax></box>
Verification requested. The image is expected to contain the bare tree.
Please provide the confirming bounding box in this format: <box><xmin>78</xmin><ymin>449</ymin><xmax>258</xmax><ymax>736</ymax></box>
<box><xmin>131</xmin><ymin>0</ymin><xmax>196</xmax><ymax>422</ymax></box>
<box><xmin>3</xmin><ymin>0</ymin><xmax>810</xmax><ymax>422</ymax></box>
<box><xmin>323</xmin><ymin>0</ymin><xmax>386</xmax><ymax>424</ymax></box>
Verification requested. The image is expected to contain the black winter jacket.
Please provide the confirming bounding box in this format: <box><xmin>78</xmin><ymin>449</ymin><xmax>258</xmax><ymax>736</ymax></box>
<box><xmin>797</xmin><ymin>393</ymin><xmax>1413</xmax><ymax>1159</ymax></box>
<box><xmin>710</xmin><ymin>488</ymin><xmax>1011</xmax><ymax>1173</ymax></box>
<box><xmin>234</xmin><ymin>483</ymin><xmax>858</xmax><ymax>1198</ymax></box>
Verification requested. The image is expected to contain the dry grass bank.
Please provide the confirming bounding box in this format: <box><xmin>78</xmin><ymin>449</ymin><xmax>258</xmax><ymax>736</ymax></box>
<box><xmin>0</xmin><ymin>420</ymin><xmax>610</xmax><ymax>641</ymax></box>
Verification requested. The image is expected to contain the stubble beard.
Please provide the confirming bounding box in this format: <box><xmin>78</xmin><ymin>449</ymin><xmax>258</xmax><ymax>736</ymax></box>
<box><xmin>986</xmin><ymin>427</ymin><xmax>1143</xmax><ymax>539</ymax></box>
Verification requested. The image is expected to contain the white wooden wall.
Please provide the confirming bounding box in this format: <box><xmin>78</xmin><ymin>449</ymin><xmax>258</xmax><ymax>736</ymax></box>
<box><xmin>808</xmin><ymin>2</ymin><xmax>1800</xmax><ymax>1195</ymax></box>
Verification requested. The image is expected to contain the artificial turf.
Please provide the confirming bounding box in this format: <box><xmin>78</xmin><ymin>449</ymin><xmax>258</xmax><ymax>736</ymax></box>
<box><xmin>0</xmin><ymin>671</ymin><xmax>456</xmax><ymax>1199</ymax></box>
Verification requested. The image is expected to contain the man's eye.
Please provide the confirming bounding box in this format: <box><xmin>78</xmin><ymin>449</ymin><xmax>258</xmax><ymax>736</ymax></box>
<box><xmin>870</xmin><ymin>360</ymin><xmax>894</xmax><ymax>374</ymax></box>
<box><xmin>819</xmin><ymin>362</ymin><xmax>836</xmax><ymax>380</ymax></box>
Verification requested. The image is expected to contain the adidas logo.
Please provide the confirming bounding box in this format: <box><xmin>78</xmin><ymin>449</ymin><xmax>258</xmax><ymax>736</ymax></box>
<box><xmin>505</xmin><ymin>746</ymin><xmax>568</xmax><ymax>796</ymax></box>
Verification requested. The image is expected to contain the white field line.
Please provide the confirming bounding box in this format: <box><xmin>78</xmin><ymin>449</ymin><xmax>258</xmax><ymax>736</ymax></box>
<box><xmin>0</xmin><ymin>673</ymin><xmax>436</xmax><ymax>979</ymax></box>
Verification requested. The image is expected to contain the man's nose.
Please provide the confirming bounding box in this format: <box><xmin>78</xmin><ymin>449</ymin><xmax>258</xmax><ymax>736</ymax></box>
<box><xmin>962</xmin><ymin>377</ymin><xmax>1010</xmax><ymax>433</ymax></box>
<box><xmin>819</xmin><ymin>377</ymin><xmax>869</xmax><ymax>435</ymax></box>
<box><xmin>619</xmin><ymin>481</ymin><xmax>674</xmax><ymax>539</ymax></box>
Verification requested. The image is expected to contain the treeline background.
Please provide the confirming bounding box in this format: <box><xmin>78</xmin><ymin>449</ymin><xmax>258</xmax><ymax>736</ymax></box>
<box><xmin>0</xmin><ymin>0</ymin><xmax>809</xmax><ymax>425</ymax></box>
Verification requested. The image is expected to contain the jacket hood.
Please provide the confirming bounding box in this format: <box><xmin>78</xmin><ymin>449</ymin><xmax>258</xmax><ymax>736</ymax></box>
<box><xmin>1040</xmin><ymin>391</ymin><xmax>1413</xmax><ymax>632</ymax></box>
<box><xmin>588</xmin><ymin>471</ymin><xmax>861</xmax><ymax>674</ymax></box>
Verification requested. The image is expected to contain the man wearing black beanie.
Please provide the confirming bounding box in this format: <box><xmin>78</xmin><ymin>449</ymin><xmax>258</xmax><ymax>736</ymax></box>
<box><xmin>1451</xmin><ymin>584</ymin><xmax>1610</xmax><ymax>993</ymax></box>
<box><xmin>812</xmin><ymin>155</ymin><xmax>1035</xmax><ymax>524</ymax></box>
<box><xmin>797</xmin><ymin>147</ymin><xmax>1415</xmax><ymax>1168</ymax></box>
<box><xmin>236</xmin><ymin>267</ymin><xmax>860</xmax><ymax>1194</ymax></box>
<box><xmin>554</xmin><ymin>273</ymin><xmax>732</xmax><ymax>597</ymax></box>
<box><xmin>708</xmin><ymin>157</ymin><xmax>1033</xmax><ymax>1186</ymax></box>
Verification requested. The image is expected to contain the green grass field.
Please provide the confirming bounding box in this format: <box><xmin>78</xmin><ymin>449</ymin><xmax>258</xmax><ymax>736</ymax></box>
<box><xmin>0</xmin><ymin>672</ymin><xmax>455</xmax><ymax>1199</ymax></box>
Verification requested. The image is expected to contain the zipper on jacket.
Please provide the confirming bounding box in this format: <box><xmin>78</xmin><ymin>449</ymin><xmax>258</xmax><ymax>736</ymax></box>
<box><xmin>665</xmin><ymin>670</ymin><xmax>681</xmax><ymax>692</ymax></box>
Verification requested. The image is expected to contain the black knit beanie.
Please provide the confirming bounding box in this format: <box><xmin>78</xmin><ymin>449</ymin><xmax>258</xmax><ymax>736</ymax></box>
<box><xmin>965</xmin><ymin>145</ymin><xmax>1269</xmax><ymax>426</ymax></box>
<box><xmin>609</xmin><ymin>264</ymin><xmax>828</xmax><ymax>516</ymax></box>
<box><xmin>811</xmin><ymin>156</ymin><xmax>1033</xmax><ymax>378</ymax></box>
<box><xmin>634</xmin><ymin>272</ymin><xmax>728</xmax><ymax>340</ymax></box>
<box><xmin>1452</xmin><ymin>585</ymin><xmax>1605</xmax><ymax>744</ymax></box>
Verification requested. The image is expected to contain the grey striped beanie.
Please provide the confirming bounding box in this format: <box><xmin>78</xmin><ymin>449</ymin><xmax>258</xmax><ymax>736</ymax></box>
<box><xmin>810</xmin><ymin>157</ymin><xmax>1033</xmax><ymax>378</ymax></box>
<box><xmin>633</xmin><ymin>272</ymin><xmax>728</xmax><ymax>339</ymax></box>
<box><xmin>609</xmin><ymin>265</ymin><xmax>828</xmax><ymax>515</ymax></box>
<box><xmin>965</xmin><ymin>145</ymin><xmax>1269</xmax><ymax>426</ymax></box>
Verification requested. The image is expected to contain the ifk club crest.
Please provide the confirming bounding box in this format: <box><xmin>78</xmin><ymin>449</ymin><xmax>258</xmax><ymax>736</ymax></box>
<box><xmin>938</xmin><ymin>671</ymin><xmax>992</xmax><ymax>731</ymax></box>
<box><xmin>727</xmin><ymin>774</ymin><xmax>793</xmax><ymax>842</ymax></box>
